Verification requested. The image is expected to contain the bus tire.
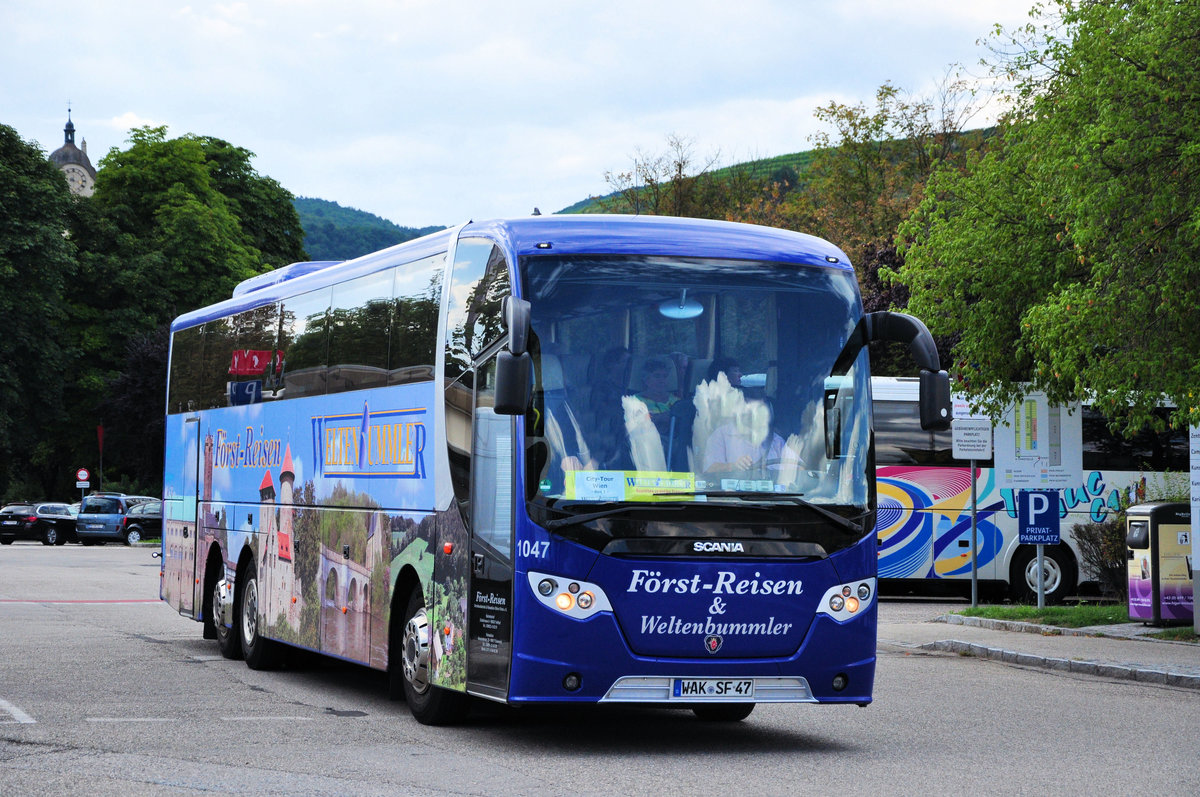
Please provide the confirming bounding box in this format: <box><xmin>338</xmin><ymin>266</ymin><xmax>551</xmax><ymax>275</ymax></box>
<box><xmin>399</xmin><ymin>589</ymin><xmax>469</xmax><ymax>726</ymax></box>
<box><xmin>212</xmin><ymin>576</ymin><xmax>242</xmax><ymax>659</ymax></box>
<box><xmin>1009</xmin><ymin>545</ymin><xmax>1076</xmax><ymax>605</ymax></box>
<box><xmin>692</xmin><ymin>703</ymin><xmax>755</xmax><ymax>722</ymax></box>
<box><xmin>239</xmin><ymin>561</ymin><xmax>280</xmax><ymax>670</ymax></box>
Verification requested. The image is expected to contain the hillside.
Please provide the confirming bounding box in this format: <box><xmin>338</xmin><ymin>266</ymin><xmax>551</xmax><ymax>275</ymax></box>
<box><xmin>557</xmin><ymin>149</ymin><xmax>819</xmax><ymax>214</ymax></box>
<box><xmin>294</xmin><ymin>197</ymin><xmax>445</xmax><ymax>261</ymax></box>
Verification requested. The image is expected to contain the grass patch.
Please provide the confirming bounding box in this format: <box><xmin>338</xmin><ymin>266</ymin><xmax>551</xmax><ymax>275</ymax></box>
<box><xmin>956</xmin><ymin>604</ymin><xmax>1135</xmax><ymax>628</ymax></box>
<box><xmin>1145</xmin><ymin>626</ymin><xmax>1200</xmax><ymax>643</ymax></box>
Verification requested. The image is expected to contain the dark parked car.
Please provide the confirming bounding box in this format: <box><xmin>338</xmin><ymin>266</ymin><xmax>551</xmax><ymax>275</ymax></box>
<box><xmin>31</xmin><ymin>502</ymin><xmax>76</xmax><ymax>545</ymax></box>
<box><xmin>124</xmin><ymin>499</ymin><xmax>162</xmax><ymax>542</ymax></box>
<box><xmin>75</xmin><ymin>493</ymin><xmax>151</xmax><ymax>546</ymax></box>
<box><xmin>1</xmin><ymin>502</ymin><xmax>37</xmax><ymax>544</ymax></box>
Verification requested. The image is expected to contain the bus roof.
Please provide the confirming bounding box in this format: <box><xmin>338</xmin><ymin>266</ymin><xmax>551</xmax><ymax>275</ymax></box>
<box><xmin>173</xmin><ymin>215</ymin><xmax>853</xmax><ymax>332</ymax></box>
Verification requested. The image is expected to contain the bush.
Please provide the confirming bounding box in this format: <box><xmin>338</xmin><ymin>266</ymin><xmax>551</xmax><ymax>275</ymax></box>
<box><xmin>1073</xmin><ymin>517</ymin><xmax>1128</xmax><ymax>601</ymax></box>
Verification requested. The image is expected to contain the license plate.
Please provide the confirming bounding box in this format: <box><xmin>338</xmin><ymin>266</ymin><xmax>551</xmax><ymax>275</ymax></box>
<box><xmin>673</xmin><ymin>679</ymin><xmax>754</xmax><ymax>699</ymax></box>
<box><xmin>87</xmin><ymin>523</ymin><xmax>104</xmax><ymax>529</ymax></box>
<box><xmin>2</xmin><ymin>520</ymin><xmax>15</xmax><ymax>526</ymax></box>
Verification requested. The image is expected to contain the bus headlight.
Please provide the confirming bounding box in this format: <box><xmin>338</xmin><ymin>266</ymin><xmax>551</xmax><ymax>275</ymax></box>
<box><xmin>817</xmin><ymin>578</ymin><xmax>876</xmax><ymax>623</ymax></box>
<box><xmin>528</xmin><ymin>571</ymin><xmax>612</xmax><ymax>619</ymax></box>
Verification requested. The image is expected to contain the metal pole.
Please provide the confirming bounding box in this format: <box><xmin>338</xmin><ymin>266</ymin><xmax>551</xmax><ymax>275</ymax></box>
<box><xmin>970</xmin><ymin>459</ymin><xmax>978</xmax><ymax>607</ymax></box>
<box><xmin>1036</xmin><ymin>543</ymin><xmax>1046</xmax><ymax>609</ymax></box>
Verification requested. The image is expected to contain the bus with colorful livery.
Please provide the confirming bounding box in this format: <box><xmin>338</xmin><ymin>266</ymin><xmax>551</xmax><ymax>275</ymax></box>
<box><xmin>161</xmin><ymin>215</ymin><xmax>951</xmax><ymax>724</ymax></box>
<box><xmin>872</xmin><ymin>376</ymin><xmax>1189</xmax><ymax>602</ymax></box>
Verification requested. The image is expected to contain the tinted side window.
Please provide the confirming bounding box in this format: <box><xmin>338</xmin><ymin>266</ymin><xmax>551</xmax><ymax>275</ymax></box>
<box><xmin>873</xmin><ymin>400</ymin><xmax>973</xmax><ymax>466</ymax></box>
<box><xmin>390</xmin><ymin>254</ymin><xmax>444</xmax><ymax>384</ymax></box>
<box><xmin>280</xmin><ymin>287</ymin><xmax>332</xmax><ymax>398</ymax></box>
<box><xmin>328</xmin><ymin>269</ymin><xmax>394</xmax><ymax>394</ymax></box>
<box><xmin>168</xmin><ymin>324</ymin><xmax>205</xmax><ymax>414</ymax></box>
<box><xmin>230</xmin><ymin>304</ymin><xmax>281</xmax><ymax>405</ymax></box>
<box><xmin>1081</xmin><ymin>406</ymin><xmax>1188</xmax><ymax>471</ymax></box>
<box><xmin>197</xmin><ymin>318</ymin><xmax>238</xmax><ymax>410</ymax></box>
<box><xmin>444</xmin><ymin>239</ymin><xmax>510</xmax><ymax>380</ymax></box>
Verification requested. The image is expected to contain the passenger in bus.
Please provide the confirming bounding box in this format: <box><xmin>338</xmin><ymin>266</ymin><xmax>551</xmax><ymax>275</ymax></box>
<box><xmin>632</xmin><ymin>357</ymin><xmax>679</xmax><ymax>435</ymax></box>
<box><xmin>701</xmin><ymin>399</ymin><xmax>804</xmax><ymax>481</ymax></box>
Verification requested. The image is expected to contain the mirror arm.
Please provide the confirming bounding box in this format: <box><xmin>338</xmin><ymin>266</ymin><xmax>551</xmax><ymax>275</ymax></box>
<box><xmin>863</xmin><ymin>311</ymin><xmax>941</xmax><ymax>372</ymax></box>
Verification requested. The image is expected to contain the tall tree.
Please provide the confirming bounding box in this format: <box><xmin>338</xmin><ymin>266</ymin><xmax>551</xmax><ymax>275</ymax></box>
<box><xmin>0</xmin><ymin>124</ymin><xmax>75</xmax><ymax>498</ymax></box>
<box><xmin>64</xmin><ymin>126</ymin><xmax>308</xmax><ymax>492</ymax></box>
<box><xmin>897</xmin><ymin>0</ymin><xmax>1200</xmax><ymax>430</ymax></box>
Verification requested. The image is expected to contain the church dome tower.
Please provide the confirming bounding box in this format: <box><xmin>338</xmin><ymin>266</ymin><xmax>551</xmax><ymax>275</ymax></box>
<box><xmin>48</xmin><ymin>110</ymin><xmax>98</xmax><ymax>197</ymax></box>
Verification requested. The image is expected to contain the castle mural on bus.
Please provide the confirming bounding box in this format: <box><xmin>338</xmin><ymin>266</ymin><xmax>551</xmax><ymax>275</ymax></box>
<box><xmin>163</xmin><ymin>383</ymin><xmax>469</xmax><ymax>690</ymax></box>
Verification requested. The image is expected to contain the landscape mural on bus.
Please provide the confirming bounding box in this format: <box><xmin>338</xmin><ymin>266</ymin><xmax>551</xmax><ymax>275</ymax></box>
<box><xmin>875</xmin><ymin>465</ymin><xmax>1155</xmax><ymax>580</ymax></box>
<box><xmin>163</xmin><ymin>380</ymin><xmax>469</xmax><ymax>689</ymax></box>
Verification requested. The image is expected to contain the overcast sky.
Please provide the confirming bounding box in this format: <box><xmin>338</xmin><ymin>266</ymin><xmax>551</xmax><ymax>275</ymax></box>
<box><xmin>3</xmin><ymin>1</ymin><xmax>1037</xmax><ymax>228</ymax></box>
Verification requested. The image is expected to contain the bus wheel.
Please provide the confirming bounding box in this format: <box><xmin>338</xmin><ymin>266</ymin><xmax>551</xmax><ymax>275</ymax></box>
<box><xmin>1010</xmin><ymin>545</ymin><xmax>1076</xmax><ymax>605</ymax></box>
<box><xmin>399</xmin><ymin>589</ymin><xmax>468</xmax><ymax>726</ymax></box>
<box><xmin>212</xmin><ymin>577</ymin><xmax>242</xmax><ymax>659</ymax></box>
<box><xmin>239</xmin><ymin>562</ymin><xmax>280</xmax><ymax>670</ymax></box>
<box><xmin>692</xmin><ymin>703</ymin><xmax>755</xmax><ymax>722</ymax></box>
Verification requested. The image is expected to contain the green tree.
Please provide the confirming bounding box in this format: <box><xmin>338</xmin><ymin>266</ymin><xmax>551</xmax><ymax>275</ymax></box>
<box><xmin>63</xmin><ymin>126</ymin><xmax>308</xmax><ymax>492</ymax></box>
<box><xmin>0</xmin><ymin>124</ymin><xmax>75</xmax><ymax>498</ymax></box>
<box><xmin>897</xmin><ymin>0</ymin><xmax>1200</xmax><ymax>431</ymax></box>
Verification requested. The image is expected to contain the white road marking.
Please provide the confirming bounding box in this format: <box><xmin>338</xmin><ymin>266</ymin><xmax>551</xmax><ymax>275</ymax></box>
<box><xmin>220</xmin><ymin>716</ymin><xmax>314</xmax><ymax>721</ymax></box>
<box><xmin>0</xmin><ymin>698</ymin><xmax>36</xmax><ymax>724</ymax></box>
<box><xmin>86</xmin><ymin>717</ymin><xmax>177</xmax><ymax>723</ymax></box>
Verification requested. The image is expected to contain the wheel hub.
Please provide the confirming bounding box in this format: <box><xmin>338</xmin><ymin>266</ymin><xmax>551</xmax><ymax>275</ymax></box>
<box><xmin>1025</xmin><ymin>556</ymin><xmax>1062</xmax><ymax>594</ymax></box>
<box><xmin>242</xmin><ymin>579</ymin><xmax>259</xmax><ymax>646</ymax></box>
<box><xmin>402</xmin><ymin>607</ymin><xmax>431</xmax><ymax>694</ymax></box>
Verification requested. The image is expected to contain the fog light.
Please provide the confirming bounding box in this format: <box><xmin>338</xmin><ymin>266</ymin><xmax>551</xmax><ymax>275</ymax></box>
<box><xmin>538</xmin><ymin>578</ymin><xmax>556</xmax><ymax>597</ymax></box>
<box><xmin>563</xmin><ymin>672</ymin><xmax>582</xmax><ymax>691</ymax></box>
<box><xmin>568</xmin><ymin>582</ymin><xmax>580</xmax><ymax>594</ymax></box>
<box><xmin>829</xmin><ymin>595</ymin><xmax>845</xmax><ymax>612</ymax></box>
<box><xmin>556</xmin><ymin>593</ymin><xmax>574</xmax><ymax>611</ymax></box>
<box><xmin>857</xmin><ymin>583</ymin><xmax>871</xmax><ymax>600</ymax></box>
<box><xmin>841</xmin><ymin>585</ymin><xmax>852</xmax><ymax>597</ymax></box>
<box><xmin>577</xmin><ymin>591</ymin><xmax>594</xmax><ymax>610</ymax></box>
<box><xmin>832</xmin><ymin>673</ymin><xmax>849</xmax><ymax>692</ymax></box>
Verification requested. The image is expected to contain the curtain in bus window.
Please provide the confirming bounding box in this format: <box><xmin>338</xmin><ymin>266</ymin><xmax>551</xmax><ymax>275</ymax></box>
<box><xmin>445</xmin><ymin>239</ymin><xmax>510</xmax><ymax>380</ymax></box>
<box><xmin>390</xmin><ymin>254</ymin><xmax>443</xmax><ymax>385</ymax></box>
<box><xmin>327</xmin><ymin>269</ymin><xmax>394</xmax><ymax>394</ymax></box>
<box><xmin>280</xmin><ymin>287</ymin><xmax>332</xmax><ymax>399</ymax></box>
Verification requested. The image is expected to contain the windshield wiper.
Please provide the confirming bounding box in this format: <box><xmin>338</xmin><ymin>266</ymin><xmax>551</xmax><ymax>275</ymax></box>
<box><xmin>651</xmin><ymin>491</ymin><xmax>867</xmax><ymax>535</ymax></box>
<box><xmin>544</xmin><ymin>504</ymin><xmax>687</xmax><ymax>531</ymax></box>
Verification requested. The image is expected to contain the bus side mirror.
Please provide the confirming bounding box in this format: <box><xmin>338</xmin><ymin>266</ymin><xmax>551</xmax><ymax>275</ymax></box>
<box><xmin>919</xmin><ymin>369</ymin><xmax>952</xmax><ymax>431</ymax></box>
<box><xmin>504</xmin><ymin>296</ymin><xmax>531</xmax><ymax>356</ymax></box>
<box><xmin>494</xmin><ymin>350</ymin><xmax>531</xmax><ymax>415</ymax></box>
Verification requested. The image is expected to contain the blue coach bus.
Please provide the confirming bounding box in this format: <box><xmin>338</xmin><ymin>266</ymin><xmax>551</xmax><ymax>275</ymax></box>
<box><xmin>161</xmin><ymin>215</ymin><xmax>950</xmax><ymax>724</ymax></box>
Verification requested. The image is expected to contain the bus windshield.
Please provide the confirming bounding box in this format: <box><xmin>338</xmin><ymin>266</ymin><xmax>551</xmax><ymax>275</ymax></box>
<box><xmin>519</xmin><ymin>254</ymin><xmax>872</xmax><ymax>536</ymax></box>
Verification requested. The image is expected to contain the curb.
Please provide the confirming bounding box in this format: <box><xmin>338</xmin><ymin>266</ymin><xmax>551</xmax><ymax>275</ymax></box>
<box><xmin>917</xmin><ymin>638</ymin><xmax>1200</xmax><ymax>690</ymax></box>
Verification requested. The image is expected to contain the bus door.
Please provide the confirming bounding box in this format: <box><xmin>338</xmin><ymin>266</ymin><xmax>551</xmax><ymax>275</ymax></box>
<box><xmin>466</xmin><ymin>355</ymin><xmax>515</xmax><ymax>700</ymax></box>
<box><xmin>165</xmin><ymin>414</ymin><xmax>201</xmax><ymax>616</ymax></box>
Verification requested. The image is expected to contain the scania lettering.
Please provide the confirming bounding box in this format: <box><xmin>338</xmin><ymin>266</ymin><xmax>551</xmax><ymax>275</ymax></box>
<box><xmin>160</xmin><ymin>215</ymin><xmax>950</xmax><ymax>725</ymax></box>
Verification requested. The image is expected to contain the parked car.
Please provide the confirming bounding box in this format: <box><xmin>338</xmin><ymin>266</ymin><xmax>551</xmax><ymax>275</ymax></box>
<box><xmin>124</xmin><ymin>499</ymin><xmax>162</xmax><ymax>542</ymax></box>
<box><xmin>75</xmin><ymin>493</ymin><xmax>151</xmax><ymax>546</ymax></box>
<box><xmin>1</xmin><ymin>502</ymin><xmax>37</xmax><ymax>544</ymax></box>
<box><xmin>31</xmin><ymin>502</ymin><xmax>76</xmax><ymax>545</ymax></box>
